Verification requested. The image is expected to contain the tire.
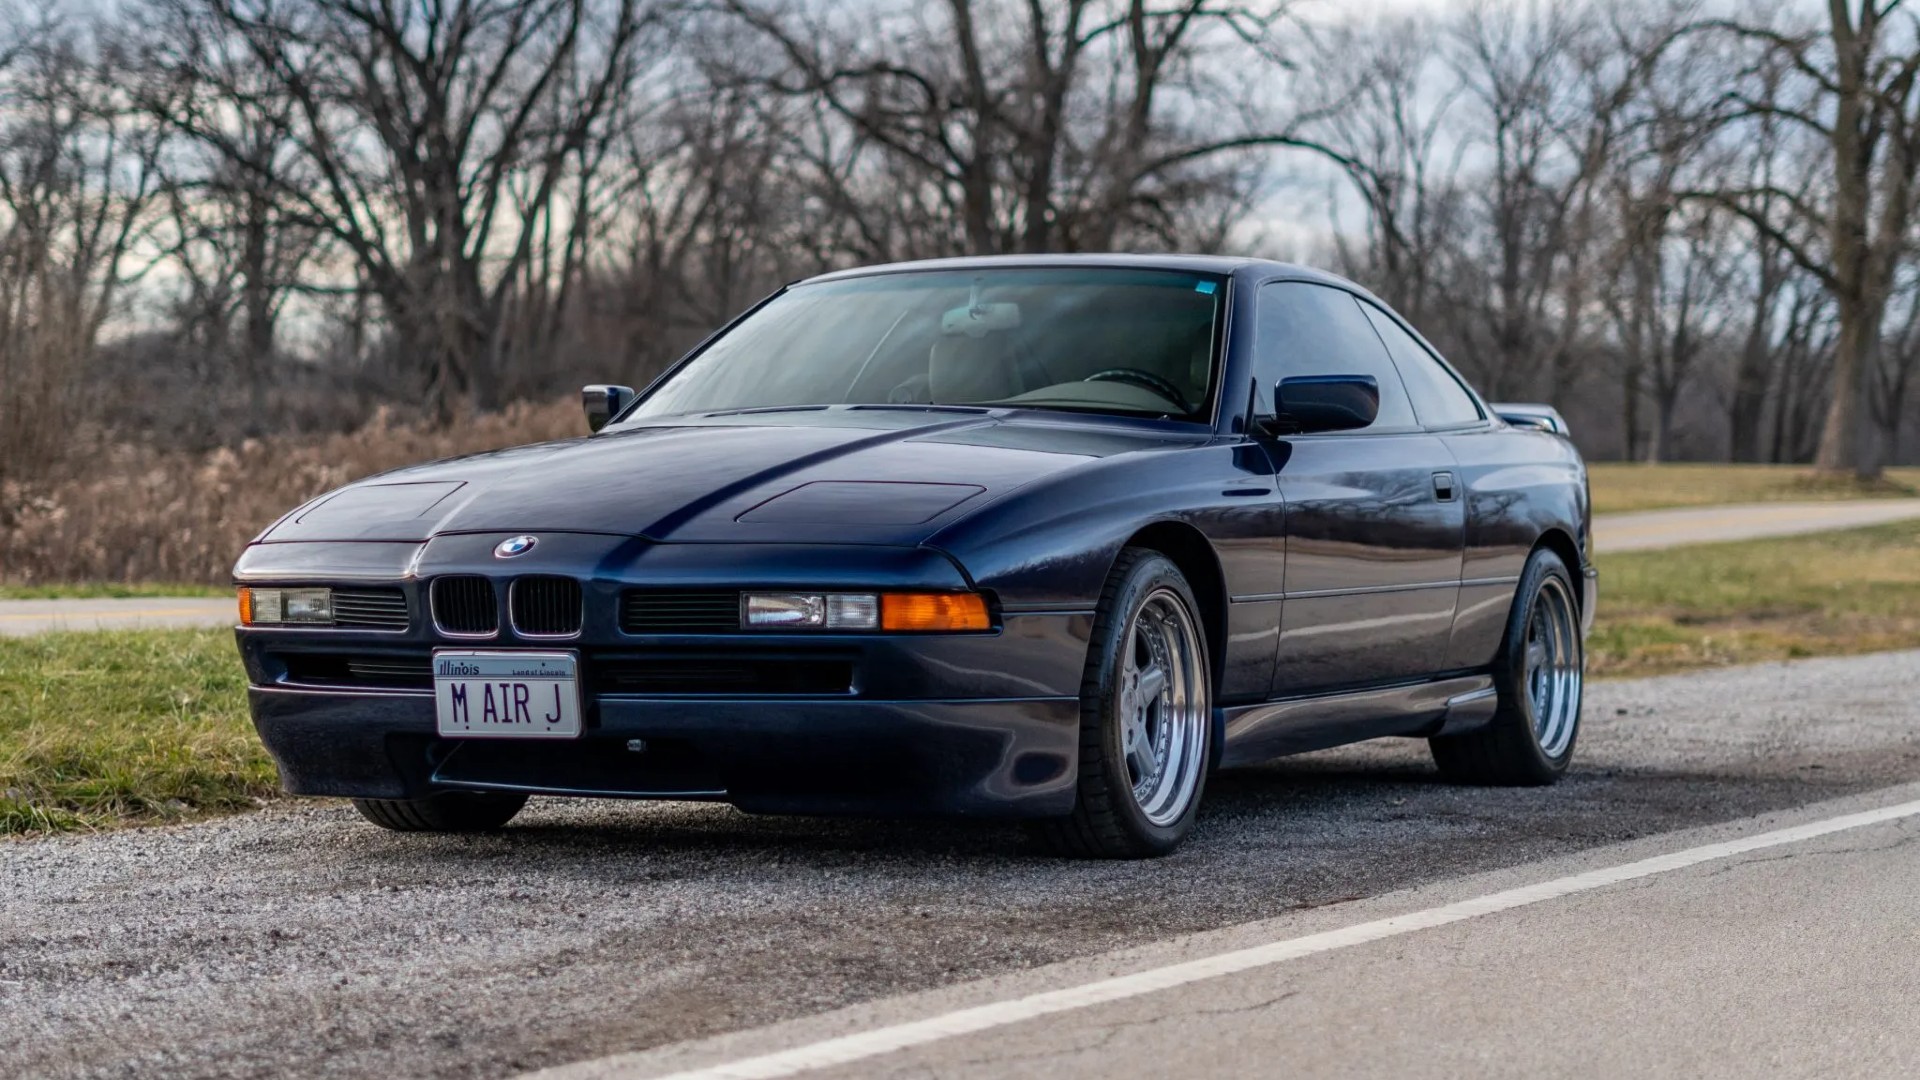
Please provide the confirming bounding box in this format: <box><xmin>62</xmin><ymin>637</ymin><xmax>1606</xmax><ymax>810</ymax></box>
<box><xmin>1430</xmin><ymin>547</ymin><xmax>1584</xmax><ymax>786</ymax></box>
<box><xmin>351</xmin><ymin>791</ymin><xmax>529</xmax><ymax>832</ymax></box>
<box><xmin>1037</xmin><ymin>548</ymin><xmax>1213</xmax><ymax>858</ymax></box>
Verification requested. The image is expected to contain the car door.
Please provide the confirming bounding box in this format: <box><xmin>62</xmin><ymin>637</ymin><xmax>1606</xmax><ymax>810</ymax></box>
<box><xmin>1357</xmin><ymin>300</ymin><xmax>1528</xmax><ymax>673</ymax></box>
<box><xmin>1255</xmin><ymin>281</ymin><xmax>1465</xmax><ymax>696</ymax></box>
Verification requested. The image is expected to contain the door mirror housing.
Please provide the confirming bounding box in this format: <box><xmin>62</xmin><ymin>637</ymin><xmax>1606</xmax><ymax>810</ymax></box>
<box><xmin>582</xmin><ymin>384</ymin><xmax>635</xmax><ymax>432</ymax></box>
<box><xmin>1258</xmin><ymin>374</ymin><xmax>1380</xmax><ymax>436</ymax></box>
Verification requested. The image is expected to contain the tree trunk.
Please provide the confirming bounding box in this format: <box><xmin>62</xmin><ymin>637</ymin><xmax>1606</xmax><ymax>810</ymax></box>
<box><xmin>1647</xmin><ymin>388</ymin><xmax>1676</xmax><ymax>464</ymax></box>
<box><xmin>1621</xmin><ymin>355</ymin><xmax>1643</xmax><ymax>462</ymax></box>
<box><xmin>1728</xmin><ymin>268</ymin><xmax>1779</xmax><ymax>461</ymax></box>
<box><xmin>1816</xmin><ymin>295</ymin><xmax>1872</xmax><ymax>476</ymax></box>
<box><xmin>240</xmin><ymin>196</ymin><xmax>272</xmax><ymax>427</ymax></box>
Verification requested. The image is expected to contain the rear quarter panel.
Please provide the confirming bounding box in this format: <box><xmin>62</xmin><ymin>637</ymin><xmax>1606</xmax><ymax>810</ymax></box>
<box><xmin>1439</xmin><ymin>425</ymin><xmax>1590</xmax><ymax>670</ymax></box>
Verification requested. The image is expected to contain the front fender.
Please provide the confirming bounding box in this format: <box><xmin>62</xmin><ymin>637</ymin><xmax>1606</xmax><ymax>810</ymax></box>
<box><xmin>926</xmin><ymin>442</ymin><xmax>1282</xmax><ymax>610</ymax></box>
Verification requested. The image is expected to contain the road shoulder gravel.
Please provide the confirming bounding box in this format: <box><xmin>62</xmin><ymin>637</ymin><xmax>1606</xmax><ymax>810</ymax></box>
<box><xmin>7</xmin><ymin>649</ymin><xmax>1920</xmax><ymax>1079</ymax></box>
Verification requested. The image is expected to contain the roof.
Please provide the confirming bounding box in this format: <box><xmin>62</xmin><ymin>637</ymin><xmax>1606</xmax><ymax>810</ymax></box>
<box><xmin>800</xmin><ymin>253</ymin><xmax>1363</xmax><ymax>292</ymax></box>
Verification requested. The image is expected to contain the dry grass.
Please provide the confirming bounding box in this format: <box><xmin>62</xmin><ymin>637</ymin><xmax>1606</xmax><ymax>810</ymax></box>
<box><xmin>0</xmin><ymin>400</ymin><xmax>582</xmax><ymax>587</ymax></box>
<box><xmin>1588</xmin><ymin>462</ymin><xmax>1920</xmax><ymax>515</ymax></box>
<box><xmin>13</xmin><ymin>421</ymin><xmax>1920</xmax><ymax>586</ymax></box>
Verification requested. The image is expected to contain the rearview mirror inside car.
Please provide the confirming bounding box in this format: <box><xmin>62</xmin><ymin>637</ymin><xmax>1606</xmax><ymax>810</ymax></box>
<box><xmin>1260</xmin><ymin>374</ymin><xmax>1380</xmax><ymax>436</ymax></box>
<box><xmin>940</xmin><ymin>302</ymin><xmax>1022</xmax><ymax>338</ymax></box>
<box><xmin>582</xmin><ymin>384</ymin><xmax>635</xmax><ymax>432</ymax></box>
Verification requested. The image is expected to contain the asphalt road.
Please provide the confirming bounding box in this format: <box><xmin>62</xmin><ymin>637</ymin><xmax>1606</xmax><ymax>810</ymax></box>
<box><xmin>8</xmin><ymin>649</ymin><xmax>1920</xmax><ymax>1079</ymax></box>
<box><xmin>5</xmin><ymin>498</ymin><xmax>1919</xmax><ymax>635</ymax></box>
<box><xmin>565</xmin><ymin>789</ymin><xmax>1920</xmax><ymax>1080</ymax></box>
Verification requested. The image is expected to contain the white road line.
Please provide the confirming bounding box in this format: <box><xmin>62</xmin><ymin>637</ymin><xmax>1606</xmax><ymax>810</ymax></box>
<box><xmin>602</xmin><ymin>797</ymin><xmax>1920</xmax><ymax>1080</ymax></box>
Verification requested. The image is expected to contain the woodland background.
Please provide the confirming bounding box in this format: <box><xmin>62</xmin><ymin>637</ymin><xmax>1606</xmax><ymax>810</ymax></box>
<box><xmin>5</xmin><ymin>0</ymin><xmax>1920</xmax><ymax>582</ymax></box>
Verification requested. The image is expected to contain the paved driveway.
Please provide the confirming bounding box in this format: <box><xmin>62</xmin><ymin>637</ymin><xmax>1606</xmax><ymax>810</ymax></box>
<box><xmin>0</xmin><ymin>596</ymin><xmax>234</xmax><ymax>637</ymax></box>
<box><xmin>1591</xmin><ymin>497</ymin><xmax>1920</xmax><ymax>551</ymax></box>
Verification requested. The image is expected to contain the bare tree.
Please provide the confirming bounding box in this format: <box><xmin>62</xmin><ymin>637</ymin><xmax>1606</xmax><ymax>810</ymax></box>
<box><xmin>1308</xmin><ymin>14</ymin><xmax>1467</xmax><ymax>326</ymax></box>
<box><xmin>156</xmin><ymin>138</ymin><xmax>326</xmax><ymax>429</ymax></box>
<box><xmin>0</xmin><ymin>19</ymin><xmax>163</xmax><ymax>497</ymax></box>
<box><xmin>138</xmin><ymin>0</ymin><xmax>654</xmax><ymax>416</ymax></box>
<box><xmin>711</xmin><ymin>0</ymin><xmax>1327</xmax><ymax>257</ymax></box>
<box><xmin>1431</xmin><ymin>2</ymin><xmax>1634</xmax><ymax>400</ymax></box>
<box><xmin>1722</xmin><ymin>61</ymin><xmax>1825</xmax><ymax>463</ymax></box>
<box><xmin>1698</xmin><ymin>1</ymin><xmax>1920</xmax><ymax>479</ymax></box>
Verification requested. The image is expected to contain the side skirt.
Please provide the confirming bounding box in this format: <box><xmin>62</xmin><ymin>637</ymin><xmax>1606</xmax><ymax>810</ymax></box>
<box><xmin>1216</xmin><ymin>673</ymin><xmax>1496</xmax><ymax>769</ymax></box>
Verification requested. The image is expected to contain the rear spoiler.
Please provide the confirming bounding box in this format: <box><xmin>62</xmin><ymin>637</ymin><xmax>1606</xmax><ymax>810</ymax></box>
<box><xmin>1491</xmin><ymin>403</ymin><xmax>1570</xmax><ymax>436</ymax></box>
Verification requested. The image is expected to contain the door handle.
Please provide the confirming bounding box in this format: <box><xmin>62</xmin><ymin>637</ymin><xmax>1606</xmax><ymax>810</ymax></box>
<box><xmin>1432</xmin><ymin>471</ymin><xmax>1457</xmax><ymax>502</ymax></box>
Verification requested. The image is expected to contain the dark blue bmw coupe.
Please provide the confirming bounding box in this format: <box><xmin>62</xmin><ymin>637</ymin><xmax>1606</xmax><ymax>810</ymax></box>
<box><xmin>233</xmin><ymin>255</ymin><xmax>1593</xmax><ymax>857</ymax></box>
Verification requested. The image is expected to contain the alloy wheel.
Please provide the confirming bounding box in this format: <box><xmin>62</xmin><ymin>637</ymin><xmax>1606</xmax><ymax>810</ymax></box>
<box><xmin>1524</xmin><ymin>575</ymin><xmax>1582</xmax><ymax>759</ymax></box>
<box><xmin>1116</xmin><ymin>587</ymin><xmax>1209</xmax><ymax>826</ymax></box>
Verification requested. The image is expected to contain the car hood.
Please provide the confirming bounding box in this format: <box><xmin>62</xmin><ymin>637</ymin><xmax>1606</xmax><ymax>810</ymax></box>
<box><xmin>259</xmin><ymin>409</ymin><xmax>1193</xmax><ymax>547</ymax></box>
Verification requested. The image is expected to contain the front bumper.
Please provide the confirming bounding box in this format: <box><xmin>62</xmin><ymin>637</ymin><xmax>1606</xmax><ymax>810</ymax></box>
<box><xmin>248</xmin><ymin>685</ymin><xmax>1081</xmax><ymax>817</ymax></box>
<box><xmin>236</xmin><ymin>535</ymin><xmax>1093</xmax><ymax>817</ymax></box>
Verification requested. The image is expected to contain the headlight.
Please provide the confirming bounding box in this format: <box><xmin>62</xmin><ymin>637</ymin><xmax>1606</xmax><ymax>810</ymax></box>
<box><xmin>740</xmin><ymin>591</ymin><xmax>989</xmax><ymax>632</ymax></box>
<box><xmin>238</xmin><ymin>587</ymin><xmax>334</xmax><ymax>626</ymax></box>
<box><xmin>743</xmin><ymin>593</ymin><xmax>880</xmax><ymax>630</ymax></box>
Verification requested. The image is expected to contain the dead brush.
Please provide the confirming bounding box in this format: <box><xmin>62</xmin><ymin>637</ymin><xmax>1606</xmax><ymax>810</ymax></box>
<box><xmin>0</xmin><ymin>399</ymin><xmax>582</xmax><ymax>586</ymax></box>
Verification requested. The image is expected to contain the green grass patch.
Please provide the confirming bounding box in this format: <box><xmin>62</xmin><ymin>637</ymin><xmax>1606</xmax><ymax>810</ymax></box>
<box><xmin>1588</xmin><ymin>463</ymin><xmax>1920</xmax><ymax>515</ymax></box>
<box><xmin>1593</xmin><ymin>519</ymin><xmax>1920</xmax><ymax>677</ymax></box>
<box><xmin>0</xmin><ymin>628</ymin><xmax>270</xmax><ymax>837</ymax></box>
<box><xmin>0</xmin><ymin>582</ymin><xmax>229</xmax><ymax>600</ymax></box>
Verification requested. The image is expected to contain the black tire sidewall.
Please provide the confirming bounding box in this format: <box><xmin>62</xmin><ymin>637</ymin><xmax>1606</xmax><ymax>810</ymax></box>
<box><xmin>1083</xmin><ymin>552</ymin><xmax>1212</xmax><ymax>852</ymax></box>
<box><xmin>353</xmin><ymin>791</ymin><xmax>528</xmax><ymax>832</ymax></box>
<box><xmin>1494</xmin><ymin>550</ymin><xmax>1582</xmax><ymax>776</ymax></box>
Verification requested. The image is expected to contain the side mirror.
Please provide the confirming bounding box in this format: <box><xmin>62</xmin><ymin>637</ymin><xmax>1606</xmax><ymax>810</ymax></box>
<box><xmin>582</xmin><ymin>384</ymin><xmax>634</xmax><ymax>433</ymax></box>
<box><xmin>1258</xmin><ymin>374</ymin><xmax>1380</xmax><ymax>436</ymax></box>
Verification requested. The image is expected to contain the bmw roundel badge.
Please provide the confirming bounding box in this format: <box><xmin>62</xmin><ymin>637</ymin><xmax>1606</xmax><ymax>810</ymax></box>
<box><xmin>494</xmin><ymin>535</ymin><xmax>538</xmax><ymax>559</ymax></box>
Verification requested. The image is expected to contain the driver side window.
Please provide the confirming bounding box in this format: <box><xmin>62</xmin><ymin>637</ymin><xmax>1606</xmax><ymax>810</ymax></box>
<box><xmin>1359</xmin><ymin>302</ymin><xmax>1484</xmax><ymax>428</ymax></box>
<box><xmin>1253</xmin><ymin>282</ymin><xmax>1417</xmax><ymax>431</ymax></box>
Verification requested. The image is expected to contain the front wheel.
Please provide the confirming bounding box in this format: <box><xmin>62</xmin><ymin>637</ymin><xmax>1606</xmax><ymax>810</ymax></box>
<box><xmin>1429</xmin><ymin>547</ymin><xmax>1584</xmax><ymax>785</ymax></box>
<box><xmin>1037</xmin><ymin>548</ymin><xmax>1212</xmax><ymax>858</ymax></box>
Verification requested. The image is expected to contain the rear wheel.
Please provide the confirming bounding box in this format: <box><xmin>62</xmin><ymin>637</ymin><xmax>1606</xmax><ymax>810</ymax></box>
<box><xmin>1430</xmin><ymin>548</ymin><xmax>1583</xmax><ymax>785</ymax></box>
<box><xmin>1037</xmin><ymin>549</ymin><xmax>1212</xmax><ymax>858</ymax></box>
<box><xmin>351</xmin><ymin>791</ymin><xmax>529</xmax><ymax>832</ymax></box>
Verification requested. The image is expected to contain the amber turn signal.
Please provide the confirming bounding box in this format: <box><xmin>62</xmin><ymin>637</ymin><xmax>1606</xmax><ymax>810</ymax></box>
<box><xmin>237</xmin><ymin>586</ymin><xmax>254</xmax><ymax>626</ymax></box>
<box><xmin>880</xmin><ymin>592</ymin><xmax>991</xmax><ymax>632</ymax></box>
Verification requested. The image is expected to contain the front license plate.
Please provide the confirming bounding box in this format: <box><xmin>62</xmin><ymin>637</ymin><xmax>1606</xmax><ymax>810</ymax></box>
<box><xmin>434</xmin><ymin>650</ymin><xmax>582</xmax><ymax>739</ymax></box>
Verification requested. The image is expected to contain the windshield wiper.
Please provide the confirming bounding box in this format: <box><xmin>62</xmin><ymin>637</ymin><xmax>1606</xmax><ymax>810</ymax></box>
<box><xmin>694</xmin><ymin>405</ymin><xmax>834</xmax><ymax>419</ymax></box>
<box><xmin>691</xmin><ymin>403</ymin><xmax>992</xmax><ymax>420</ymax></box>
<box><xmin>844</xmin><ymin>403</ymin><xmax>991</xmax><ymax>414</ymax></box>
<box><xmin>968</xmin><ymin>400</ymin><xmax>1178</xmax><ymax>420</ymax></box>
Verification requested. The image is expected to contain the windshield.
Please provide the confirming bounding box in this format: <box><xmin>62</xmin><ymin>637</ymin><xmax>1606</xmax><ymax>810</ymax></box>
<box><xmin>629</xmin><ymin>267</ymin><xmax>1226</xmax><ymax>422</ymax></box>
